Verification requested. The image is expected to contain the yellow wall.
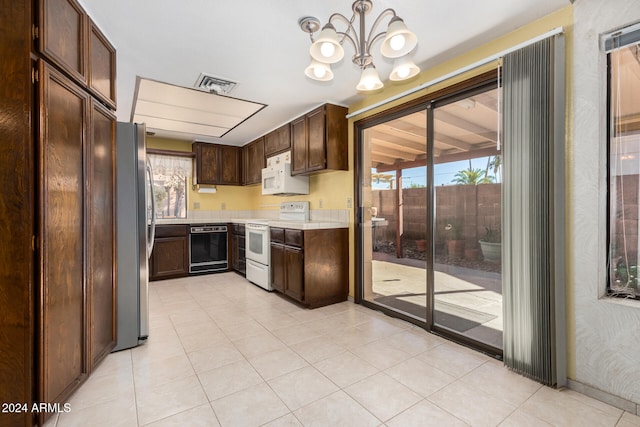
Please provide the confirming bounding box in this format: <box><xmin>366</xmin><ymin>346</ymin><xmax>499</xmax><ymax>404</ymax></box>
<box><xmin>346</xmin><ymin>5</ymin><xmax>574</xmax><ymax>374</ymax></box>
<box><xmin>258</xmin><ymin>170</ymin><xmax>352</xmax><ymax>211</ymax></box>
<box><xmin>146</xmin><ymin>137</ymin><xmax>352</xmax><ymax>213</ymax></box>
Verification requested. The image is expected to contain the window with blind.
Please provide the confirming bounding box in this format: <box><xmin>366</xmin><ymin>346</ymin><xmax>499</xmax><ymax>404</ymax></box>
<box><xmin>148</xmin><ymin>153</ymin><xmax>191</xmax><ymax>219</ymax></box>
<box><xmin>607</xmin><ymin>24</ymin><xmax>640</xmax><ymax>299</ymax></box>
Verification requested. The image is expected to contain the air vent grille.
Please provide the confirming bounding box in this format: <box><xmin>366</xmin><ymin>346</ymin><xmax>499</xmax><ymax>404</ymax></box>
<box><xmin>194</xmin><ymin>73</ymin><xmax>237</xmax><ymax>94</ymax></box>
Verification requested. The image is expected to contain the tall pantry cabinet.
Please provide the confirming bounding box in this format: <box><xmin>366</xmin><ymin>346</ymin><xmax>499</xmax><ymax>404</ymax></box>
<box><xmin>0</xmin><ymin>0</ymin><xmax>117</xmax><ymax>425</ymax></box>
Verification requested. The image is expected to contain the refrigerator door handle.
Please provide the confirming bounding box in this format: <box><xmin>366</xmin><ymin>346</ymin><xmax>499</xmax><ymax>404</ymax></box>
<box><xmin>146</xmin><ymin>158</ymin><xmax>156</xmax><ymax>258</ymax></box>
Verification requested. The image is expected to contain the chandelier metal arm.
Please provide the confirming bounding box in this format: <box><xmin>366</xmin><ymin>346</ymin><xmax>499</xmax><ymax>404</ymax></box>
<box><xmin>335</xmin><ymin>31</ymin><xmax>358</xmax><ymax>53</ymax></box>
<box><xmin>366</xmin><ymin>31</ymin><xmax>388</xmax><ymax>53</ymax></box>
<box><xmin>365</xmin><ymin>8</ymin><xmax>396</xmax><ymax>51</ymax></box>
<box><xmin>328</xmin><ymin>12</ymin><xmax>360</xmax><ymax>49</ymax></box>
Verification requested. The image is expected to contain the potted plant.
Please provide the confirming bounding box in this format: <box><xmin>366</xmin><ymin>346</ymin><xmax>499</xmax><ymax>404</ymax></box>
<box><xmin>464</xmin><ymin>241</ymin><xmax>480</xmax><ymax>261</ymax></box>
<box><xmin>444</xmin><ymin>220</ymin><xmax>465</xmax><ymax>258</ymax></box>
<box><xmin>479</xmin><ymin>226</ymin><xmax>501</xmax><ymax>263</ymax></box>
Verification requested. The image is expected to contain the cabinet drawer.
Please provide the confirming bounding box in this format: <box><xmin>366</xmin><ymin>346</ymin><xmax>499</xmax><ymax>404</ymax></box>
<box><xmin>270</xmin><ymin>227</ymin><xmax>285</xmax><ymax>243</ymax></box>
<box><xmin>155</xmin><ymin>225</ymin><xmax>188</xmax><ymax>238</ymax></box>
<box><xmin>284</xmin><ymin>229</ymin><xmax>303</xmax><ymax>248</ymax></box>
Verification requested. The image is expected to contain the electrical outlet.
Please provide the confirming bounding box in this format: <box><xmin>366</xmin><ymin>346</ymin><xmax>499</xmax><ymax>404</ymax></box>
<box><xmin>347</xmin><ymin>197</ymin><xmax>352</xmax><ymax>208</ymax></box>
<box><xmin>221</xmin><ymin>202</ymin><xmax>226</xmax><ymax>210</ymax></box>
<box><xmin>193</xmin><ymin>202</ymin><xmax>200</xmax><ymax>209</ymax></box>
<box><xmin>319</xmin><ymin>199</ymin><xmax>323</xmax><ymax>208</ymax></box>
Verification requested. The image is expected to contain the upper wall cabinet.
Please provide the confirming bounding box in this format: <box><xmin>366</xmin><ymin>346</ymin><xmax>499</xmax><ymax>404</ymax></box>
<box><xmin>243</xmin><ymin>136</ymin><xmax>265</xmax><ymax>186</ymax></box>
<box><xmin>38</xmin><ymin>0</ymin><xmax>116</xmax><ymax>109</ymax></box>
<box><xmin>291</xmin><ymin>104</ymin><xmax>348</xmax><ymax>175</ymax></box>
<box><xmin>88</xmin><ymin>19</ymin><xmax>116</xmax><ymax>109</ymax></box>
<box><xmin>193</xmin><ymin>142</ymin><xmax>242</xmax><ymax>186</ymax></box>
<box><xmin>265</xmin><ymin>124</ymin><xmax>291</xmax><ymax>157</ymax></box>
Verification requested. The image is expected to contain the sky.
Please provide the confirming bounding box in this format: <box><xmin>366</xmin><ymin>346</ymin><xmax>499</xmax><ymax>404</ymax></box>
<box><xmin>372</xmin><ymin>156</ymin><xmax>500</xmax><ymax>189</ymax></box>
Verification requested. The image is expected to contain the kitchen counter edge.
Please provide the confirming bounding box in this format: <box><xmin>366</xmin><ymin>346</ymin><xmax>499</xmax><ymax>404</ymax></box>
<box><xmin>156</xmin><ymin>218</ymin><xmax>349</xmax><ymax>230</ymax></box>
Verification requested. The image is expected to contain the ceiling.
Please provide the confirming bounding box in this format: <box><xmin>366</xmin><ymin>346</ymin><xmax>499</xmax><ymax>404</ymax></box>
<box><xmin>367</xmin><ymin>88</ymin><xmax>499</xmax><ymax>170</ymax></box>
<box><xmin>78</xmin><ymin>0</ymin><xmax>569</xmax><ymax>147</ymax></box>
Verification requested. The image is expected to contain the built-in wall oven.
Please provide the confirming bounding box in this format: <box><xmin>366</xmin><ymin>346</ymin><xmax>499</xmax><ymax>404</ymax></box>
<box><xmin>246</xmin><ymin>222</ymin><xmax>272</xmax><ymax>290</ymax></box>
<box><xmin>189</xmin><ymin>225</ymin><xmax>228</xmax><ymax>273</ymax></box>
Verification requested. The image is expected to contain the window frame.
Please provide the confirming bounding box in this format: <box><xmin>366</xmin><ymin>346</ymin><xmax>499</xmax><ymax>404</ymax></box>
<box><xmin>605</xmin><ymin>30</ymin><xmax>640</xmax><ymax>300</ymax></box>
<box><xmin>147</xmin><ymin>148</ymin><xmax>194</xmax><ymax>220</ymax></box>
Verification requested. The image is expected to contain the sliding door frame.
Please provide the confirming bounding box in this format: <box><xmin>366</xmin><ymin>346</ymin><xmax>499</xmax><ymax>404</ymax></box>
<box><xmin>429</xmin><ymin>83</ymin><xmax>503</xmax><ymax>358</ymax></box>
<box><xmin>354</xmin><ymin>70</ymin><xmax>502</xmax><ymax>356</ymax></box>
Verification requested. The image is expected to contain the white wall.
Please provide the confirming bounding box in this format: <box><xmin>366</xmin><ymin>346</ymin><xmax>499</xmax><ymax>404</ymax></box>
<box><xmin>573</xmin><ymin>0</ymin><xmax>640</xmax><ymax>406</ymax></box>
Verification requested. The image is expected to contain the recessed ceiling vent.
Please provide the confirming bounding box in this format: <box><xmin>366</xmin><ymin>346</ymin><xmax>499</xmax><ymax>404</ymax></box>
<box><xmin>195</xmin><ymin>73</ymin><xmax>237</xmax><ymax>94</ymax></box>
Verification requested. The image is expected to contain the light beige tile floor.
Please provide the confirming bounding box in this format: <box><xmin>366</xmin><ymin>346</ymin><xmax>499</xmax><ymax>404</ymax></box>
<box><xmin>44</xmin><ymin>272</ymin><xmax>639</xmax><ymax>427</ymax></box>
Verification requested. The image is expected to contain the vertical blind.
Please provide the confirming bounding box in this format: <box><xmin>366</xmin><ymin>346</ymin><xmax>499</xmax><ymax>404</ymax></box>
<box><xmin>502</xmin><ymin>35</ymin><xmax>566</xmax><ymax>386</ymax></box>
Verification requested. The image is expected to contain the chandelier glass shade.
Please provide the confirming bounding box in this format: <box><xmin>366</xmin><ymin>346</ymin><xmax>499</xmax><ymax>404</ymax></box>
<box><xmin>304</xmin><ymin>59</ymin><xmax>334</xmax><ymax>81</ymax></box>
<box><xmin>299</xmin><ymin>0</ymin><xmax>420</xmax><ymax>91</ymax></box>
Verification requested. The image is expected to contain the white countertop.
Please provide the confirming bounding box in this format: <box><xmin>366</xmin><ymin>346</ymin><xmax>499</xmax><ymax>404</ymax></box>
<box><xmin>156</xmin><ymin>218</ymin><xmax>348</xmax><ymax>230</ymax></box>
<box><xmin>156</xmin><ymin>218</ymin><xmax>226</xmax><ymax>225</ymax></box>
<box><xmin>264</xmin><ymin>220</ymin><xmax>348</xmax><ymax>230</ymax></box>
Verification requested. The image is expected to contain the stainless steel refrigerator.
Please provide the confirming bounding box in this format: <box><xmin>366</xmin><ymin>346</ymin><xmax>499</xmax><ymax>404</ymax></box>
<box><xmin>113</xmin><ymin>122</ymin><xmax>156</xmax><ymax>351</ymax></box>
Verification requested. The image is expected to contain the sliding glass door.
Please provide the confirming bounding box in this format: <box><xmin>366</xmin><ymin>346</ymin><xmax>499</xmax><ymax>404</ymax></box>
<box><xmin>431</xmin><ymin>87</ymin><xmax>503</xmax><ymax>350</ymax></box>
<box><xmin>360</xmin><ymin>110</ymin><xmax>428</xmax><ymax>322</ymax></box>
<box><xmin>357</xmin><ymin>78</ymin><xmax>503</xmax><ymax>354</ymax></box>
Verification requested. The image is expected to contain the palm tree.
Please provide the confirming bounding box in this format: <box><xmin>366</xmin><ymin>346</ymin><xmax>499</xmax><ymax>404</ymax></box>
<box><xmin>489</xmin><ymin>155</ymin><xmax>502</xmax><ymax>183</ymax></box>
<box><xmin>452</xmin><ymin>167</ymin><xmax>494</xmax><ymax>184</ymax></box>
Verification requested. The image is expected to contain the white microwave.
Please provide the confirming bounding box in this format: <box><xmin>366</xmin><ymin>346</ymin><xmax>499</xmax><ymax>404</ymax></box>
<box><xmin>261</xmin><ymin>152</ymin><xmax>309</xmax><ymax>196</ymax></box>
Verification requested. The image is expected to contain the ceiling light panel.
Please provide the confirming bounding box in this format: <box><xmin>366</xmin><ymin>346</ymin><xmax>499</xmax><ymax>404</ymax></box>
<box><xmin>132</xmin><ymin>77</ymin><xmax>266</xmax><ymax>139</ymax></box>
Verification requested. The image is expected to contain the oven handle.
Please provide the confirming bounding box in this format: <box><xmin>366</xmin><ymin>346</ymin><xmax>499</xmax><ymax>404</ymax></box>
<box><xmin>190</xmin><ymin>227</ymin><xmax>228</xmax><ymax>234</ymax></box>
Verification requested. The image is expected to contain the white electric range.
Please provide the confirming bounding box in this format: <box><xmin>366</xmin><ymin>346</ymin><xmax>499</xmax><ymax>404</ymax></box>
<box><xmin>245</xmin><ymin>202</ymin><xmax>309</xmax><ymax>291</ymax></box>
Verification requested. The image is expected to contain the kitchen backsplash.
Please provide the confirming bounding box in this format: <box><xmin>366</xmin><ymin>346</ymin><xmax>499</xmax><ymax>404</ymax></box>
<box><xmin>187</xmin><ymin>209</ymin><xmax>350</xmax><ymax>223</ymax></box>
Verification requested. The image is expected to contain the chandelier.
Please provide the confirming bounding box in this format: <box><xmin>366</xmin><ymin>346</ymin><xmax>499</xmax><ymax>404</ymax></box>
<box><xmin>299</xmin><ymin>0</ymin><xmax>420</xmax><ymax>91</ymax></box>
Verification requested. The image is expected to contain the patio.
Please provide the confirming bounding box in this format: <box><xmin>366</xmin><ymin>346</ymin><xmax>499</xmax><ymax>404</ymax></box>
<box><xmin>371</xmin><ymin>253</ymin><xmax>503</xmax><ymax>349</ymax></box>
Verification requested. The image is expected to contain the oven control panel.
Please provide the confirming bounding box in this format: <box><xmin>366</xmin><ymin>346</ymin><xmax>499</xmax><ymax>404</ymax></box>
<box><xmin>279</xmin><ymin>201</ymin><xmax>310</xmax><ymax>221</ymax></box>
<box><xmin>190</xmin><ymin>225</ymin><xmax>227</xmax><ymax>233</ymax></box>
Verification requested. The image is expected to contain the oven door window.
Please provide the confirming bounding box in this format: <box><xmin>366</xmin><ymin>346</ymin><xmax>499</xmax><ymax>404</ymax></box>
<box><xmin>191</xmin><ymin>232</ymin><xmax>227</xmax><ymax>264</ymax></box>
<box><xmin>248</xmin><ymin>231</ymin><xmax>264</xmax><ymax>255</ymax></box>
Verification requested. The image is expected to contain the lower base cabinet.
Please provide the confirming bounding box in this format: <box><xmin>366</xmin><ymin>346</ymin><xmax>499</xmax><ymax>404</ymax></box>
<box><xmin>150</xmin><ymin>225</ymin><xmax>189</xmax><ymax>281</ymax></box>
<box><xmin>231</xmin><ymin>223</ymin><xmax>246</xmax><ymax>275</ymax></box>
<box><xmin>270</xmin><ymin>227</ymin><xmax>348</xmax><ymax>308</ymax></box>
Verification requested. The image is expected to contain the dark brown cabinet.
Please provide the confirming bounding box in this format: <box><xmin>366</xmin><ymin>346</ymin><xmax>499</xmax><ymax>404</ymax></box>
<box><xmin>88</xmin><ymin>19</ymin><xmax>117</xmax><ymax>109</ymax></box>
<box><xmin>265</xmin><ymin>123</ymin><xmax>291</xmax><ymax>157</ymax></box>
<box><xmin>1</xmin><ymin>1</ymin><xmax>117</xmax><ymax>424</ymax></box>
<box><xmin>150</xmin><ymin>225</ymin><xmax>189</xmax><ymax>281</ymax></box>
<box><xmin>270</xmin><ymin>243</ymin><xmax>285</xmax><ymax>293</ymax></box>
<box><xmin>284</xmin><ymin>245</ymin><xmax>305</xmax><ymax>302</ymax></box>
<box><xmin>193</xmin><ymin>142</ymin><xmax>242</xmax><ymax>185</ymax></box>
<box><xmin>38</xmin><ymin>0</ymin><xmax>116</xmax><ymax>108</ymax></box>
<box><xmin>242</xmin><ymin>137</ymin><xmax>265</xmax><ymax>185</ymax></box>
<box><xmin>291</xmin><ymin>104</ymin><xmax>348</xmax><ymax>175</ymax></box>
<box><xmin>291</xmin><ymin>115</ymin><xmax>307</xmax><ymax>175</ymax></box>
<box><xmin>270</xmin><ymin>227</ymin><xmax>349</xmax><ymax>308</ymax></box>
<box><xmin>39</xmin><ymin>61</ymin><xmax>90</xmax><ymax>409</ymax></box>
<box><xmin>231</xmin><ymin>224</ymin><xmax>246</xmax><ymax>275</ymax></box>
<box><xmin>39</xmin><ymin>0</ymin><xmax>88</xmax><ymax>85</ymax></box>
<box><xmin>220</xmin><ymin>145</ymin><xmax>242</xmax><ymax>185</ymax></box>
<box><xmin>88</xmin><ymin>98</ymin><xmax>116</xmax><ymax>371</ymax></box>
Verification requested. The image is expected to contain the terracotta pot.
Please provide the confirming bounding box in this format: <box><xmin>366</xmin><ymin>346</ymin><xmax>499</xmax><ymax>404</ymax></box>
<box><xmin>447</xmin><ymin>239</ymin><xmax>465</xmax><ymax>258</ymax></box>
<box><xmin>416</xmin><ymin>239</ymin><xmax>426</xmax><ymax>252</ymax></box>
<box><xmin>465</xmin><ymin>248</ymin><xmax>480</xmax><ymax>261</ymax></box>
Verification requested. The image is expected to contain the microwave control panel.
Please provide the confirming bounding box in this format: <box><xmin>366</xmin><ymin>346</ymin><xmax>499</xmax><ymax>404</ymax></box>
<box><xmin>266</xmin><ymin>150</ymin><xmax>291</xmax><ymax>168</ymax></box>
